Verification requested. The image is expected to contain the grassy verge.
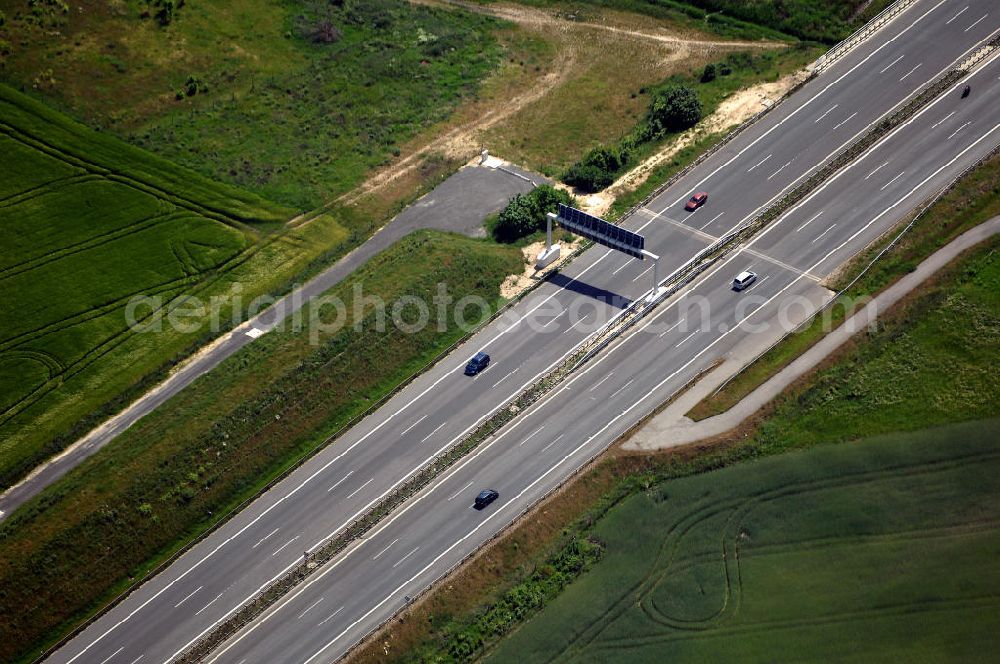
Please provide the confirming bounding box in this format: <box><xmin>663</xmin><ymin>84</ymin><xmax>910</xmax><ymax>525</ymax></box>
<box><xmin>0</xmin><ymin>231</ymin><xmax>522</xmax><ymax>664</ymax></box>
<box><xmin>349</xmin><ymin>231</ymin><xmax>1000</xmax><ymax>664</ymax></box>
<box><xmin>687</xmin><ymin>148</ymin><xmax>1000</xmax><ymax>420</ymax></box>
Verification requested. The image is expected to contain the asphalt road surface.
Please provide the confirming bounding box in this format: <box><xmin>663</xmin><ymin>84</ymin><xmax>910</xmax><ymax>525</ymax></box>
<box><xmin>46</xmin><ymin>1</ymin><xmax>999</xmax><ymax>662</ymax></box>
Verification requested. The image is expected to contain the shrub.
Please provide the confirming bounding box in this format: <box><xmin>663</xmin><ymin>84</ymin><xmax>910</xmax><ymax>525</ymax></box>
<box><xmin>492</xmin><ymin>184</ymin><xmax>573</xmax><ymax>243</ymax></box>
<box><xmin>700</xmin><ymin>63</ymin><xmax>717</xmax><ymax>83</ymax></box>
<box><xmin>646</xmin><ymin>84</ymin><xmax>702</xmax><ymax>137</ymax></box>
<box><xmin>562</xmin><ymin>146</ymin><xmax>629</xmax><ymax>194</ymax></box>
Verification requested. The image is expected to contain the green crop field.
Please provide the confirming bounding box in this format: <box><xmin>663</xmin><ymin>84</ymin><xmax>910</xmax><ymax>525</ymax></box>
<box><xmin>488</xmin><ymin>419</ymin><xmax>1000</xmax><ymax>663</ymax></box>
<box><xmin>0</xmin><ymin>84</ymin><xmax>349</xmax><ymax>490</ymax></box>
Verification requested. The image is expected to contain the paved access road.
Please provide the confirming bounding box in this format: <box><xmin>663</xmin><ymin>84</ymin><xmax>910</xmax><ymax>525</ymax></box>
<box><xmin>46</xmin><ymin>1</ymin><xmax>999</xmax><ymax>662</ymax></box>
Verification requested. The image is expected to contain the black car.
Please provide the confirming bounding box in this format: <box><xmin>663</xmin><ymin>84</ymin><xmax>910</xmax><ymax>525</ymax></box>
<box><xmin>464</xmin><ymin>352</ymin><xmax>491</xmax><ymax>376</ymax></box>
<box><xmin>474</xmin><ymin>489</ymin><xmax>499</xmax><ymax>509</ymax></box>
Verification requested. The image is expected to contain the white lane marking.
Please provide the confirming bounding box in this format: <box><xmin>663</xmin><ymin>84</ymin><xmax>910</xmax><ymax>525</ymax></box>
<box><xmin>589</xmin><ymin>373</ymin><xmax>614</xmax><ymax>392</ymax></box>
<box><xmin>492</xmin><ymin>368</ymin><xmax>518</xmax><ymax>388</ymax></box>
<box><xmin>251</xmin><ymin>527</ymin><xmax>280</xmax><ymax>549</ymax></box>
<box><xmin>746</xmin><ymin>274</ymin><xmax>771</xmax><ymax>292</ymax></box>
<box><xmin>400</xmin><ymin>415</ymin><xmax>428</xmax><ymax>437</ymax></box>
<box><xmin>947</xmin><ymin>121</ymin><xmax>971</xmax><ymax>140</ymax></box>
<box><xmin>878</xmin><ymin>54</ymin><xmax>904</xmax><ymax>73</ymax></box>
<box><xmin>569</xmin><ymin>315</ymin><xmax>592</xmax><ymax>331</ymax></box>
<box><xmin>831</xmin><ymin>112</ymin><xmax>858</xmax><ymax>131</ymax></box>
<box><xmin>658</xmin><ymin>320</ymin><xmax>684</xmax><ymax>338</ymax></box>
<box><xmin>174</xmin><ymin>586</ymin><xmax>203</xmax><ymax>609</ymax></box>
<box><xmin>699</xmin><ymin>211</ymin><xmax>724</xmax><ymax>230</ymax></box>
<box><xmin>945</xmin><ymin>6</ymin><xmax>968</xmax><ymax>24</ymax></box>
<box><xmin>195</xmin><ymin>593</ymin><xmax>224</xmax><ymax>616</ymax></box>
<box><xmin>899</xmin><ymin>63</ymin><xmax>922</xmax><ymax>81</ymax></box>
<box><xmin>318</xmin><ymin>606</ymin><xmax>344</xmax><ymax>627</ymax></box>
<box><xmin>345</xmin><ymin>478</ymin><xmax>374</xmax><ymax>500</ymax></box>
<box><xmin>667</xmin><ymin>0</ymin><xmax>948</xmax><ymax>208</ymax></box>
<box><xmin>447</xmin><ymin>481</ymin><xmax>475</xmax><ymax>502</ymax></box>
<box><xmin>880</xmin><ymin>171</ymin><xmax>905</xmax><ymax>191</ymax></box>
<box><xmin>97</xmin><ymin>647</ymin><xmax>123</xmax><ymax>664</ymax></box>
<box><xmin>419</xmin><ymin>422</ymin><xmax>447</xmax><ymax>444</ymax></box>
<box><xmin>326</xmin><ymin>471</ymin><xmax>354</xmax><ymax>493</ymax></box>
<box><xmin>392</xmin><ymin>547</ymin><xmax>420</xmax><ymax>569</ymax></box>
<box><xmin>675</xmin><ymin>331</ymin><xmax>698</xmax><ymax>348</ymax></box>
<box><xmin>964</xmin><ymin>14</ymin><xmax>988</xmax><ymax>32</ymax></box>
<box><xmin>746</xmin><ymin>154</ymin><xmax>772</xmax><ymax>172</ymax></box>
<box><xmin>297</xmin><ymin>597</ymin><xmax>324</xmax><ymax>620</ymax></box>
<box><xmin>864</xmin><ymin>160</ymin><xmax>889</xmax><ymax>180</ymax></box>
<box><xmin>814</xmin><ymin>105</ymin><xmax>838</xmax><ymax>123</ymax></box>
<box><xmin>767</xmin><ymin>160</ymin><xmax>792</xmax><ymax>181</ymax></box>
<box><xmin>271</xmin><ymin>536</ymin><xmax>300</xmax><ymax>557</ymax></box>
<box><xmin>812</xmin><ymin>224</ymin><xmax>838</xmax><ymax>244</ymax></box>
<box><xmin>372</xmin><ymin>539</ymin><xmax>399</xmax><ymax>561</ymax></box>
<box><xmin>541</xmin><ymin>434</ymin><xmax>565</xmax><ymax>453</ymax></box>
<box><xmin>931</xmin><ymin>111</ymin><xmax>955</xmax><ymax>129</ymax></box>
<box><xmin>519</xmin><ymin>426</ymin><xmax>546</xmax><ymax>446</ymax></box>
<box><xmin>609</xmin><ymin>379</ymin><xmax>635</xmax><ymax>400</ymax></box>
<box><xmin>795</xmin><ymin>210</ymin><xmax>824</xmax><ymax>232</ymax></box>
<box><xmin>611</xmin><ymin>261</ymin><xmax>632</xmax><ymax>275</ymax></box>
<box><xmin>632</xmin><ymin>265</ymin><xmax>654</xmax><ymax>283</ymax></box>
<box><xmin>542</xmin><ymin>309</ymin><xmax>567</xmax><ymax>327</ymax></box>
<box><xmin>128</xmin><ymin>656</ymin><xmax>144</xmax><ymax>664</ymax></box>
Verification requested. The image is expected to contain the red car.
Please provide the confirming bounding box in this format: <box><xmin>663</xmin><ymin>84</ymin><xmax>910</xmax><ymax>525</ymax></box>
<box><xmin>684</xmin><ymin>192</ymin><xmax>708</xmax><ymax>211</ymax></box>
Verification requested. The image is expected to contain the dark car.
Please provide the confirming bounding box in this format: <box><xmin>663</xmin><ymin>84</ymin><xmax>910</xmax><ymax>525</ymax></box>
<box><xmin>474</xmin><ymin>489</ymin><xmax>500</xmax><ymax>509</ymax></box>
<box><xmin>684</xmin><ymin>192</ymin><xmax>708</xmax><ymax>211</ymax></box>
<box><xmin>464</xmin><ymin>351</ymin><xmax>491</xmax><ymax>376</ymax></box>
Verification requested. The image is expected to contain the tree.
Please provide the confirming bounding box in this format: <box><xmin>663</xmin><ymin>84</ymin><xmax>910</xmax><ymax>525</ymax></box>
<box><xmin>647</xmin><ymin>84</ymin><xmax>702</xmax><ymax>137</ymax></box>
<box><xmin>562</xmin><ymin>146</ymin><xmax>629</xmax><ymax>193</ymax></box>
<box><xmin>492</xmin><ymin>185</ymin><xmax>573</xmax><ymax>243</ymax></box>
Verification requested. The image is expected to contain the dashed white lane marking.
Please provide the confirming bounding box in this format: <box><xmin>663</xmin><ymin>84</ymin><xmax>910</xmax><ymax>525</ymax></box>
<box><xmin>746</xmin><ymin>154</ymin><xmax>772</xmax><ymax>172</ymax></box>
<box><xmin>128</xmin><ymin>656</ymin><xmax>144</xmax><ymax>664</ymax></box>
<box><xmin>492</xmin><ymin>368</ymin><xmax>518</xmax><ymax>388</ymax></box>
<box><xmin>97</xmin><ymin>647</ymin><xmax>123</xmax><ymax>664</ymax></box>
<box><xmin>174</xmin><ymin>586</ymin><xmax>203</xmax><ymax>609</ymax></box>
<box><xmin>767</xmin><ymin>160</ymin><xmax>792</xmax><ymax>181</ymax></box>
<box><xmin>297</xmin><ymin>597</ymin><xmax>324</xmax><ymax>620</ymax></box>
<box><xmin>272</xmin><ymin>536</ymin><xmax>300</xmax><ymax>557</ymax></box>
<box><xmin>743</xmin><ymin>274</ymin><xmax>771</xmax><ymax>292</ymax></box>
<box><xmin>813</xmin><ymin>224</ymin><xmax>838</xmax><ymax>244</ymax></box>
<box><xmin>964</xmin><ymin>14</ymin><xmax>988</xmax><ymax>32</ymax></box>
<box><xmin>318</xmin><ymin>606</ymin><xmax>344</xmax><ymax>627</ymax></box>
<box><xmin>399</xmin><ymin>415</ymin><xmax>428</xmax><ymax>437</ymax></box>
<box><xmin>519</xmin><ymin>426</ymin><xmax>546</xmax><ymax>446</ymax></box>
<box><xmin>947</xmin><ymin>121</ymin><xmax>971</xmax><ymax>140</ymax></box>
<box><xmin>419</xmin><ymin>422</ymin><xmax>447</xmax><ymax>443</ymax></box>
<box><xmin>251</xmin><ymin>527</ymin><xmax>279</xmax><ymax>549</ymax></box>
<box><xmin>195</xmin><ymin>593</ymin><xmax>224</xmax><ymax>616</ymax></box>
<box><xmin>814</xmin><ymin>104</ymin><xmax>838</xmax><ymax>123</ymax></box>
<box><xmin>392</xmin><ymin>547</ymin><xmax>420</xmax><ymax>569</ymax></box>
<box><xmin>658</xmin><ymin>320</ymin><xmax>684</xmax><ymax>339</ymax></box>
<box><xmin>609</xmin><ymin>379</ymin><xmax>635</xmax><ymax>400</ymax></box>
<box><xmin>899</xmin><ymin>63</ymin><xmax>922</xmax><ymax>81</ymax></box>
<box><xmin>795</xmin><ymin>211</ymin><xmax>824</xmax><ymax>232</ymax></box>
<box><xmin>699</xmin><ymin>211</ymin><xmax>724</xmax><ymax>230</ymax></box>
<box><xmin>632</xmin><ymin>265</ymin><xmax>654</xmax><ymax>283</ymax></box>
<box><xmin>878</xmin><ymin>54</ymin><xmax>904</xmax><ymax>73</ymax></box>
<box><xmin>931</xmin><ymin>111</ymin><xmax>955</xmax><ymax>129</ymax></box>
<box><xmin>447</xmin><ymin>481</ymin><xmax>475</xmax><ymax>502</ymax></box>
<box><xmin>864</xmin><ymin>160</ymin><xmax>889</xmax><ymax>180</ymax></box>
<box><xmin>831</xmin><ymin>112</ymin><xmax>858</xmax><ymax>131</ymax></box>
<box><xmin>244</xmin><ymin>328</ymin><xmax>264</xmax><ymax>339</ymax></box>
<box><xmin>945</xmin><ymin>6</ymin><xmax>968</xmax><ymax>24</ymax></box>
<box><xmin>589</xmin><ymin>373</ymin><xmax>614</xmax><ymax>392</ymax></box>
<box><xmin>569</xmin><ymin>315</ymin><xmax>592</xmax><ymax>331</ymax></box>
<box><xmin>675</xmin><ymin>331</ymin><xmax>698</xmax><ymax>348</ymax></box>
<box><xmin>880</xmin><ymin>171</ymin><xmax>905</xmax><ymax>191</ymax></box>
<box><xmin>541</xmin><ymin>434</ymin><xmax>565</xmax><ymax>453</ymax></box>
<box><xmin>611</xmin><ymin>261</ymin><xmax>631</xmax><ymax>275</ymax></box>
<box><xmin>372</xmin><ymin>539</ymin><xmax>399</xmax><ymax>561</ymax></box>
<box><xmin>326</xmin><ymin>471</ymin><xmax>354</xmax><ymax>493</ymax></box>
<box><xmin>345</xmin><ymin>478</ymin><xmax>374</xmax><ymax>500</ymax></box>
<box><xmin>543</xmin><ymin>309</ymin><xmax>568</xmax><ymax>327</ymax></box>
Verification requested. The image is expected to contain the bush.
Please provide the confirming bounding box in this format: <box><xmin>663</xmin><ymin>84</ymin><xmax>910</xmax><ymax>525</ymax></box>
<box><xmin>492</xmin><ymin>184</ymin><xmax>573</xmax><ymax>243</ymax></box>
<box><xmin>562</xmin><ymin>146</ymin><xmax>629</xmax><ymax>194</ymax></box>
<box><xmin>646</xmin><ymin>84</ymin><xmax>702</xmax><ymax>137</ymax></box>
<box><xmin>700</xmin><ymin>63</ymin><xmax>717</xmax><ymax>83</ymax></box>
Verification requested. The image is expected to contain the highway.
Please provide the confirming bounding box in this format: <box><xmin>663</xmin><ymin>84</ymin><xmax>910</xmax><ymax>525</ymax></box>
<box><xmin>46</xmin><ymin>1</ymin><xmax>999</xmax><ymax>662</ymax></box>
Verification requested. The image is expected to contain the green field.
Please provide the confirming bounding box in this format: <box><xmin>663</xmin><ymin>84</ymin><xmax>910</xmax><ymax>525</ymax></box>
<box><xmin>489</xmin><ymin>419</ymin><xmax>1000</xmax><ymax>663</ymax></box>
<box><xmin>0</xmin><ymin>230</ymin><xmax>522</xmax><ymax>664</ymax></box>
<box><xmin>0</xmin><ymin>83</ymin><xmax>350</xmax><ymax>490</ymax></box>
